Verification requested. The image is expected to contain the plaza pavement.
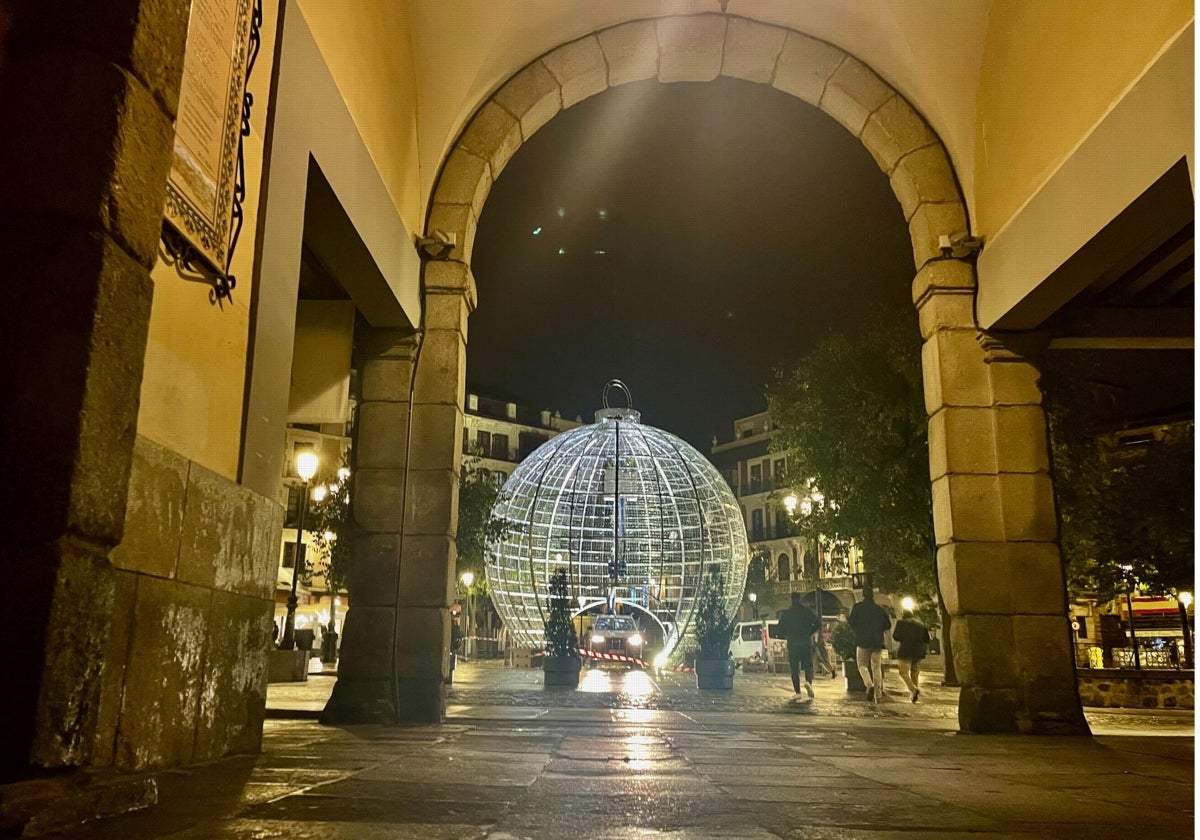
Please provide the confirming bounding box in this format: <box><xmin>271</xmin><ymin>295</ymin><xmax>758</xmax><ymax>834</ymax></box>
<box><xmin>31</xmin><ymin>660</ymin><xmax>1194</xmax><ymax>839</ymax></box>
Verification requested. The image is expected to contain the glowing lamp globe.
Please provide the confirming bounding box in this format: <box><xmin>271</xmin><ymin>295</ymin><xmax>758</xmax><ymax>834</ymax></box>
<box><xmin>485</xmin><ymin>382</ymin><xmax>749</xmax><ymax>662</ymax></box>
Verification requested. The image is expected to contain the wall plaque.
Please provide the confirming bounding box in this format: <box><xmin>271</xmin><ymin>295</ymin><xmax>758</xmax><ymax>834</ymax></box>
<box><xmin>162</xmin><ymin>0</ymin><xmax>256</xmax><ymax>281</ymax></box>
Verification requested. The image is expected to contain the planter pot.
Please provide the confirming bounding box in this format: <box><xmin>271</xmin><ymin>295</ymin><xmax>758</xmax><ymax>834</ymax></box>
<box><xmin>842</xmin><ymin>659</ymin><xmax>866</xmax><ymax>693</ymax></box>
<box><xmin>695</xmin><ymin>658</ymin><xmax>736</xmax><ymax>690</ymax></box>
<box><xmin>542</xmin><ymin>654</ymin><xmax>582</xmax><ymax>687</ymax></box>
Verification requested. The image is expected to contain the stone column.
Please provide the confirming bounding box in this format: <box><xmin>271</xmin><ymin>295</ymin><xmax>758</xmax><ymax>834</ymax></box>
<box><xmin>323</xmin><ymin>330</ymin><xmax>420</xmax><ymax>723</ymax></box>
<box><xmin>916</xmin><ymin>260</ymin><xmax>1088</xmax><ymax>734</ymax></box>
<box><xmin>0</xmin><ymin>1</ymin><xmax>188</xmax><ymax>775</ymax></box>
<box><xmin>396</xmin><ymin>261</ymin><xmax>474</xmax><ymax>721</ymax></box>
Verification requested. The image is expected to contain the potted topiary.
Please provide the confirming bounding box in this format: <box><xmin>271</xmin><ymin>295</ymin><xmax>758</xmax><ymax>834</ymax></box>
<box><xmin>542</xmin><ymin>568</ymin><xmax>582</xmax><ymax>687</ymax></box>
<box><xmin>693</xmin><ymin>567</ymin><xmax>737</xmax><ymax>689</ymax></box>
<box><xmin>831</xmin><ymin>619</ymin><xmax>866</xmax><ymax>693</ymax></box>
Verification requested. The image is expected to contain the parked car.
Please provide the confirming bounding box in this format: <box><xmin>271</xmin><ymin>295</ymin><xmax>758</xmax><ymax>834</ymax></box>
<box><xmin>588</xmin><ymin>614</ymin><xmax>644</xmax><ymax>660</ymax></box>
<box><xmin>729</xmin><ymin>619</ymin><xmax>786</xmax><ymax>662</ymax></box>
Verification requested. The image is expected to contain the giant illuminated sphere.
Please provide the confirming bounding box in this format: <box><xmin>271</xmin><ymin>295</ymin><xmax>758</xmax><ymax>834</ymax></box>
<box><xmin>485</xmin><ymin>384</ymin><xmax>749</xmax><ymax>662</ymax></box>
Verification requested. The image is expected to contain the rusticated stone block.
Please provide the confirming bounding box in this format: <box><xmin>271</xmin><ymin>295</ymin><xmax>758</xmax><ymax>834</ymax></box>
<box><xmin>917</xmin><ymin>292</ymin><xmax>974</xmax><ymax>339</ymax></box>
<box><xmin>404</xmin><ymin>468</ymin><xmax>459</xmax><ymax>538</ymax></box>
<box><xmin>347</xmin><ymin>534</ymin><xmax>401</xmax><ymax>607</ymax></box>
<box><xmin>938</xmin><ymin>541</ymin><xmax>1067</xmax><ymax>617</ymax></box>
<box><xmin>432</xmin><ymin>148</ymin><xmax>491</xmax><ymax>218</ymax></box>
<box><xmin>407</xmin><ymin>403</ymin><xmax>463</xmax><ymax>472</ymax></box>
<box><xmin>93</xmin><ymin>569</ymin><xmax>138</xmax><ymax>766</ymax></box>
<box><xmin>908</xmin><ymin>200</ymin><xmax>969</xmax><ymax>268</ymax></box>
<box><xmin>353</xmin><ymin>468</ymin><xmax>407</xmax><ymax>533</ymax></box>
<box><xmin>6</xmin><ymin>224</ymin><xmax>153</xmax><ymax>547</ymax></box>
<box><xmin>911</xmin><ymin>258</ymin><xmax>976</xmax><ymax>308</ymax></box>
<box><xmin>336</xmin><ymin>606</ymin><xmax>396</xmax><ymax>681</ymax></box>
<box><xmin>412</xmin><ymin>329</ymin><xmax>467</xmax><ymax>406</ymax></box>
<box><xmin>994</xmin><ymin>405</ymin><xmax>1050</xmax><ymax>473</ymax></box>
<box><xmin>424</xmin><ymin>260</ymin><xmax>477</xmax><ymax>312</ymax></box>
<box><xmin>861</xmin><ymin>95</ymin><xmax>936</xmax><ymax>174</ymax></box>
<box><xmin>931</xmin><ymin>473</ymin><xmax>1003</xmax><ymax>544</ymax></box>
<box><xmin>356</xmin><ymin>402</ymin><xmax>410</xmax><ymax>470</ymax></box>
<box><xmin>424</xmin><ymin>293</ymin><xmax>471</xmax><ymax>341</ymax></box>
<box><xmin>657</xmin><ymin>16</ymin><xmax>726</xmax><ymax>83</ymax></box>
<box><xmin>395</xmin><ymin>607</ymin><xmax>450</xmax><ymax>681</ymax></box>
<box><xmin>998</xmin><ymin>472</ymin><xmax>1058</xmax><ymax>542</ymax></box>
<box><xmin>395</xmin><ymin>676</ymin><xmax>446</xmax><ymax>723</ymax></box>
<box><xmin>950</xmin><ymin>613</ymin><xmax>1017</xmax><ymax>688</ymax></box>
<box><xmin>543</xmin><ymin>36</ymin><xmax>608</xmax><ymax>109</ymax></box>
<box><xmin>193</xmin><ymin>589</ymin><xmax>272</xmax><ymax>760</ymax></box>
<box><xmin>819</xmin><ymin>56</ymin><xmax>892</xmax><ymax>136</ymax></box>
<box><xmin>425</xmin><ymin>203</ymin><xmax>476</xmax><ymax>263</ymax></box>
<box><xmin>177</xmin><ymin>463</ymin><xmax>260</xmax><ymax>596</ymax></box>
<box><xmin>721</xmin><ymin>18</ymin><xmax>785</xmax><ymax>83</ymax></box>
<box><xmin>322</xmin><ymin>677</ymin><xmax>396</xmax><ymax>724</ymax></box>
<box><xmin>493</xmin><ymin>61</ymin><xmax>561</xmax><ymax>139</ymax></box>
<box><xmin>598</xmin><ymin>19</ymin><xmax>657</xmax><ymax>86</ymax></box>
<box><xmin>31</xmin><ymin>542</ymin><xmax>115</xmax><ymax>769</ymax></box>
<box><xmin>246</xmin><ymin>492</ymin><xmax>284</xmax><ymax>602</ymax></box>
<box><xmin>110</xmin><ymin>436</ymin><xmax>187</xmax><ymax>579</ymax></box>
<box><xmin>361</xmin><ymin>357</ymin><xmax>416</xmax><ymax>403</ymax></box>
<box><xmin>0</xmin><ymin>45</ymin><xmax>175</xmax><ymax>268</ymax></box>
<box><xmin>115</xmin><ymin>576</ymin><xmax>211</xmax><ymax>770</ymax></box>
<box><xmin>398</xmin><ymin>535</ymin><xmax>457</xmax><ymax>608</ymax></box>
<box><xmin>958</xmin><ymin>685</ymin><xmax>1019</xmax><ymax>734</ymax></box>
<box><xmin>988</xmin><ymin>359</ymin><xmax>1044</xmax><ymax>407</ymax></box>
<box><xmin>928</xmin><ymin>406</ymin><xmax>997</xmax><ymax>479</ymax></box>
<box><xmin>457</xmin><ymin>101</ymin><xmax>522</xmax><ymax>179</ymax></box>
<box><xmin>18</xmin><ymin>0</ymin><xmax>191</xmax><ymax>119</ymax></box>
<box><xmin>890</xmin><ymin>144</ymin><xmax>960</xmax><ymax>221</ymax></box>
<box><xmin>921</xmin><ymin>328</ymin><xmax>991</xmax><ymax>412</ymax></box>
<box><xmin>772</xmin><ymin>31</ymin><xmax>843</xmax><ymax>106</ymax></box>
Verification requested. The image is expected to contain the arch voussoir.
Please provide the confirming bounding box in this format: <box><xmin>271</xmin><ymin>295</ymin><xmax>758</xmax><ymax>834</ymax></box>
<box><xmin>890</xmin><ymin>143</ymin><xmax>960</xmax><ymax>222</ymax></box>
<box><xmin>819</xmin><ymin>55</ymin><xmax>893</xmax><ymax>137</ymax></box>
<box><xmin>493</xmin><ymin>60</ymin><xmax>562</xmax><ymax>140</ymax></box>
<box><xmin>457</xmin><ymin>101</ymin><xmax>522</xmax><ymax>181</ymax></box>
<box><xmin>656</xmin><ymin>15</ymin><xmax>727</xmax><ymax>83</ymax></box>
<box><xmin>597</xmin><ymin>20</ymin><xmax>658</xmax><ymax>87</ymax></box>
<box><xmin>542</xmin><ymin>35</ymin><xmax>608</xmax><ymax>109</ymax></box>
<box><xmin>721</xmin><ymin>17</ymin><xmax>786</xmax><ymax>84</ymax></box>
<box><xmin>771</xmin><ymin>31</ymin><xmax>843</xmax><ymax>106</ymax></box>
<box><xmin>861</xmin><ymin>95</ymin><xmax>938</xmax><ymax>175</ymax></box>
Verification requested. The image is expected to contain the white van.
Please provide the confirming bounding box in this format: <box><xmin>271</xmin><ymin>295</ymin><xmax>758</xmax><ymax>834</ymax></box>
<box><xmin>729</xmin><ymin>619</ymin><xmax>787</xmax><ymax>662</ymax></box>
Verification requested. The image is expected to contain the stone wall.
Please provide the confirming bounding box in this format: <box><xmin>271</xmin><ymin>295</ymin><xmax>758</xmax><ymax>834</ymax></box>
<box><xmin>1077</xmin><ymin>669</ymin><xmax>1194</xmax><ymax>710</ymax></box>
<box><xmin>96</xmin><ymin>436</ymin><xmax>282</xmax><ymax>770</ymax></box>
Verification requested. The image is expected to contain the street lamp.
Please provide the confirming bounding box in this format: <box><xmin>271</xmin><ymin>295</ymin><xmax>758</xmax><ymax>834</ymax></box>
<box><xmin>1119</xmin><ymin>565</ymin><xmax>1140</xmax><ymax>669</ymax></box>
<box><xmin>901</xmin><ymin>595</ymin><xmax>915</xmax><ymax>613</ymax></box>
<box><xmin>280</xmin><ymin>450</ymin><xmax>319</xmax><ymax>650</ymax></box>
<box><xmin>461</xmin><ymin>571</ymin><xmax>475</xmax><ymax>659</ymax></box>
<box><xmin>1178</xmin><ymin>590</ymin><xmax>1193</xmax><ymax>669</ymax></box>
<box><xmin>749</xmin><ymin>591</ymin><xmax>759</xmax><ymax>620</ymax></box>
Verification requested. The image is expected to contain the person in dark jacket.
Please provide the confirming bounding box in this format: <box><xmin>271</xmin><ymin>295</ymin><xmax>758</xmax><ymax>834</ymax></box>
<box><xmin>892</xmin><ymin>609</ymin><xmax>931</xmax><ymax>702</ymax></box>
<box><xmin>779</xmin><ymin>592</ymin><xmax>822</xmax><ymax>698</ymax></box>
<box><xmin>847</xmin><ymin>589</ymin><xmax>892</xmax><ymax>702</ymax></box>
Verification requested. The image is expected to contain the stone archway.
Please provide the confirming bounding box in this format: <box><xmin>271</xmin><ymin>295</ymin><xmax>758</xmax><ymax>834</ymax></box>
<box><xmin>343</xmin><ymin>14</ymin><xmax>1086</xmax><ymax>734</ymax></box>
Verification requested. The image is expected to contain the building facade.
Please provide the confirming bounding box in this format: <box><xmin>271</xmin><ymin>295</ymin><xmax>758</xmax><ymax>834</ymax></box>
<box><xmin>462</xmin><ymin>390</ymin><xmax>581</xmax><ymax>484</ymax></box>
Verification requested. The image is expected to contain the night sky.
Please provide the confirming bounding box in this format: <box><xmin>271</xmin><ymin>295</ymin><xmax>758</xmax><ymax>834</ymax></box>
<box><xmin>469</xmin><ymin>76</ymin><xmax>916</xmax><ymax>450</ymax></box>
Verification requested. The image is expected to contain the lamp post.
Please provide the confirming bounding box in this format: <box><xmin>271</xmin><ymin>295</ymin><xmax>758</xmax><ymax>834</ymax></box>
<box><xmin>749</xmin><ymin>591</ymin><xmax>759</xmax><ymax>620</ymax></box>
<box><xmin>1120</xmin><ymin>565</ymin><xmax>1140</xmax><ymax>669</ymax></box>
<box><xmin>1178</xmin><ymin>590</ymin><xmax>1193</xmax><ymax>669</ymax></box>
<box><xmin>461</xmin><ymin>571</ymin><xmax>475</xmax><ymax>659</ymax></box>
<box><xmin>280</xmin><ymin>451</ymin><xmax>319</xmax><ymax>650</ymax></box>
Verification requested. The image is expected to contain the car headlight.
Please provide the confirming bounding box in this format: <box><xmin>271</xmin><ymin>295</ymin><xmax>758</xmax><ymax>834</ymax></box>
<box><xmin>629</xmin><ymin>634</ymin><xmax>643</xmax><ymax>646</ymax></box>
<box><xmin>591</xmin><ymin>634</ymin><xmax>605</xmax><ymax>645</ymax></box>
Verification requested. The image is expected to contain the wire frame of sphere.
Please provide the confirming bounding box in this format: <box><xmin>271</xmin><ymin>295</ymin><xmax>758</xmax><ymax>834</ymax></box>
<box><xmin>486</xmin><ymin>411</ymin><xmax>749</xmax><ymax>659</ymax></box>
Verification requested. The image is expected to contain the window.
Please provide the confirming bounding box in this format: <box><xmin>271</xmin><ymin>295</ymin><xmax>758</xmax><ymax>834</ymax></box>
<box><xmin>495</xmin><ymin>471</ymin><xmax>507</xmax><ymax>485</ymax></box>
<box><xmin>777</xmin><ymin>553</ymin><xmax>790</xmax><ymax>582</ymax></box>
<box><xmin>751</xmin><ymin>509</ymin><xmax>763</xmax><ymax>541</ymax></box>
<box><xmin>477</xmin><ymin>430</ymin><xmax>491</xmax><ymax>453</ymax></box>
<box><xmin>462</xmin><ymin>428</ymin><xmax>470</xmax><ymax>454</ymax></box>
<box><xmin>774</xmin><ymin>458</ymin><xmax>785</xmax><ymax>486</ymax></box>
<box><xmin>740</xmin><ymin>624</ymin><xmax>762</xmax><ymax>641</ymax></box>
<box><xmin>492</xmin><ymin>433</ymin><xmax>509</xmax><ymax>460</ymax></box>
<box><xmin>749</xmin><ymin>464</ymin><xmax>762</xmax><ymax>493</ymax></box>
<box><xmin>282</xmin><ymin>541</ymin><xmax>298</xmax><ymax>569</ymax></box>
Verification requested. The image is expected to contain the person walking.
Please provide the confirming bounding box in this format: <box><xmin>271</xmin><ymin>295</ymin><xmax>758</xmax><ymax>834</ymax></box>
<box><xmin>848</xmin><ymin>588</ymin><xmax>892</xmax><ymax>702</ymax></box>
<box><xmin>892</xmin><ymin>609</ymin><xmax>931</xmax><ymax>702</ymax></box>
<box><xmin>779</xmin><ymin>592</ymin><xmax>822</xmax><ymax>699</ymax></box>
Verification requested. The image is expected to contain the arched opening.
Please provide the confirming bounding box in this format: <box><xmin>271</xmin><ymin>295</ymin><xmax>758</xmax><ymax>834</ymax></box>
<box><xmin>336</xmin><ymin>14</ymin><xmax>1085</xmax><ymax>736</ymax></box>
<box><xmin>777</xmin><ymin>554</ymin><xmax>791</xmax><ymax>583</ymax></box>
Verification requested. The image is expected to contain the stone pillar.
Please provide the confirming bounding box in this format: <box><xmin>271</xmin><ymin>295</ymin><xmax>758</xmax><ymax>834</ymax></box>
<box><xmin>323</xmin><ymin>330</ymin><xmax>420</xmax><ymax>723</ymax></box>
<box><xmin>0</xmin><ymin>1</ymin><xmax>188</xmax><ymax>776</ymax></box>
<box><xmin>916</xmin><ymin>260</ymin><xmax>1089</xmax><ymax>734</ymax></box>
<box><xmin>398</xmin><ymin>261</ymin><xmax>474</xmax><ymax>720</ymax></box>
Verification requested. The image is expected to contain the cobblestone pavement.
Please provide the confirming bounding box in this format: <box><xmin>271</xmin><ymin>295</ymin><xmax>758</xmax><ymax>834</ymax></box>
<box><xmin>34</xmin><ymin>661</ymin><xmax>1192</xmax><ymax>839</ymax></box>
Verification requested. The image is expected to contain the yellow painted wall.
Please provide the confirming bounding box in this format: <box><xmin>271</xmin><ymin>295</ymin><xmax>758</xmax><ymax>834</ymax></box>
<box><xmin>974</xmin><ymin>0</ymin><xmax>1192</xmax><ymax>237</ymax></box>
<box><xmin>137</xmin><ymin>0</ymin><xmax>282</xmax><ymax>481</ymax></box>
<box><xmin>295</xmin><ymin>0</ymin><xmax>423</xmax><ymax>231</ymax></box>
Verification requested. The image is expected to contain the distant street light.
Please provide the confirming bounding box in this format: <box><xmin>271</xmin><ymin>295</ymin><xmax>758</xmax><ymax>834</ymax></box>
<box><xmin>1119</xmin><ymin>565</ymin><xmax>1140</xmax><ymax>669</ymax></box>
<box><xmin>280</xmin><ymin>451</ymin><xmax>319</xmax><ymax>651</ymax></box>
<box><xmin>749</xmin><ymin>591</ymin><xmax>759</xmax><ymax>620</ymax></box>
<box><xmin>1179</xmin><ymin>591</ymin><xmax>1193</xmax><ymax>669</ymax></box>
<box><xmin>901</xmin><ymin>596</ymin><xmax>915</xmax><ymax>613</ymax></box>
<box><xmin>461</xmin><ymin>572</ymin><xmax>476</xmax><ymax>658</ymax></box>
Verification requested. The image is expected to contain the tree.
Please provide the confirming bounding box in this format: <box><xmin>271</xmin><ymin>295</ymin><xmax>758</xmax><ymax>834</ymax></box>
<box><xmin>307</xmin><ymin>463</ymin><xmax>352</xmax><ymax>595</ymax></box>
<box><xmin>1043</xmin><ymin>356</ymin><xmax>1194</xmax><ymax>603</ymax></box>
<box><xmin>456</xmin><ymin>457</ymin><xmax>511</xmax><ymax>599</ymax></box>
<box><xmin>544</xmin><ymin>568</ymin><xmax>578</xmax><ymax>658</ymax></box>
<box><xmin>766</xmin><ymin>307</ymin><xmax>935</xmax><ymax>598</ymax></box>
